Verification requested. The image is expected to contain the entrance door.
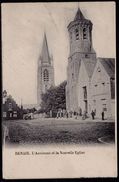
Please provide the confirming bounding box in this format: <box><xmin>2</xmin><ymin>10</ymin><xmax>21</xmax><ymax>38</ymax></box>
<box><xmin>102</xmin><ymin>103</ymin><xmax>107</xmax><ymax>119</ymax></box>
<box><xmin>84</xmin><ymin>100</ymin><xmax>88</xmax><ymax>112</ymax></box>
<box><xmin>101</xmin><ymin>99</ymin><xmax>107</xmax><ymax>119</ymax></box>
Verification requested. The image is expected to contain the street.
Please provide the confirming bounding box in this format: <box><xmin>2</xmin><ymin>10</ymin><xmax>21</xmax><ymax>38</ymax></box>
<box><xmin>3</xmin><ymin>118</ymin><xmax>115</xmax><ymax>146</ymax></box>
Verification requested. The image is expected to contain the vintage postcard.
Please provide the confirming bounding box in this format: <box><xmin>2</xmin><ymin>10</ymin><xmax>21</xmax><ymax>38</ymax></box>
<box><xmin>2</xmin><ymin>2</ymin><xmax>117</xmax><ymax>179</ymax></box>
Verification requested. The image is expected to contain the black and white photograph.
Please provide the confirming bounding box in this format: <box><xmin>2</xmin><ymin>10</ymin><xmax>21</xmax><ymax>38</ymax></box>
<box><xmin>2</xmin><ymin>1</ymin><xmax>117</xmax><ymax>179</ymax></box>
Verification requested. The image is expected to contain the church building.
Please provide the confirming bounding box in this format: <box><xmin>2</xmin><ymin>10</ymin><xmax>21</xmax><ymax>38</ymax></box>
<box><xmin>91</xmin><ymin>58</ymin><xmax>115</xmax><ymax>118</ymax></box>
<box><xmin>66</xmin><ymin>8</ymin><xmax>115</xmax><ymax>119</ymax></box>
<box><xmin>66</xmin><ymin>8</ymin><xmax>96</xmax><ymax>113</ymax></box>
<box><xmin>37</xmin><ymin>33</ymin><xmax>54</xmax><ymax>105</ymax></box>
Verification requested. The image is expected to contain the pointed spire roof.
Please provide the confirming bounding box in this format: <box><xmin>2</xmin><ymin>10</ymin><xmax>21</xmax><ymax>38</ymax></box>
<box><xmin>74</xmin><ymin>8</ymin><xmax>85</xmax><ymax>21</ymax></box>
<box><xmin>41</xmin><ymin>33</ymin><xmax>50</xmax><ymax>64</ymax></box>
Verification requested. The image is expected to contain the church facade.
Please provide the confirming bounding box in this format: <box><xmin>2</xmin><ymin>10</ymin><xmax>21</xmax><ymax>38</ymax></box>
<box><xmin>66</xmin><ymin>8</ymin><xmax>115</xmax><ymax>119</ymax></box>
<box><xmin>91</xmin><ymin>58</ymin><xmax>115</xmax><ymax>118</ymax></box>
<box><xmin>37</xmin><ymin>33</ymin><xmax>54</xmax><ymax>105</ymax></box>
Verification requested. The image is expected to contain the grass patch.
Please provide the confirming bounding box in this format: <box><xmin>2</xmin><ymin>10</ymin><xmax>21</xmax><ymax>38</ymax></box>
<box><xmin>3</xmin><ymin>120</ymin><xmax>115</xmax><ymax>146</ymax></box>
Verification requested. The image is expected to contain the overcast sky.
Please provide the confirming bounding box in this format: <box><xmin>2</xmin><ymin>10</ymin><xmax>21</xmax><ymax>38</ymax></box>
<box><xmin>2</xmin><ymin>2</ymin><xmax>115</xmax><ymax>105</ymax></box>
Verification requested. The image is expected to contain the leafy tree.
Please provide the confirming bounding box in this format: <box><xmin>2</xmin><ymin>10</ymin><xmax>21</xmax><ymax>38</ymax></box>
<box><xmin>39</xmin><ymin>81</ymin><xmax>67</xmax><ymax>114</ymax></box>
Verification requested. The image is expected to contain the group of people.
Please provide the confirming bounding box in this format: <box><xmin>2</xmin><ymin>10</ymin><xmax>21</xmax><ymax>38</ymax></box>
<box><xmin>91</xmin><ymin>110</ymin><xmax>105</xmax><ymax>120</ymax></box>
<box><xmin>56</xmin><ymin>108</ymin><xmax>87</xmax><ymax>119</ymax></box>
<box><xmin>56</xmin><ymin>109</ymin><xmax>82</xmax><ymax>119</ymax></box>
<box><xmin>56</xmin><ymin>108</ymin><xmax>105</xmax><ymax>121</ymax></box>
<box><xmin>56</xmin><ymin>110</ymin><xmax>75</xmax><ymax>119</ymax></box>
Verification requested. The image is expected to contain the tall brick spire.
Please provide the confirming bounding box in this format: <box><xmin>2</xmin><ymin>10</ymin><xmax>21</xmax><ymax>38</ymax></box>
<box><xmin>41</xmin><ymin>33</ymin><xmax>50</xmax><ymax>63</ymax></box>
<box><xmin>37</xmin><ymin>33</ymin><xmax>54</xmax><ymax>105</ymax></box>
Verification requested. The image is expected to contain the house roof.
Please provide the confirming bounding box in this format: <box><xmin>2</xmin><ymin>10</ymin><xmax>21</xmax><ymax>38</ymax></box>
<box><xmin>83</xmin><ymin>58</ymin><xmax>97</xmax><ymax>78</ymax></box>
<box><xmin>67</xmin><ymin>7</ymin><xmax>92</xmax><ymax>30</ymax></box>
<box><xmin>41</xmin><ymin>33</ymin><xmax>50</xmax><ymax>64</ymax></box>
<box><xmin>98</xmin><ymin>58</ymin><xmax>115</xmax><ymax>78</ymax></box>
<box><xmin>74</xmin><ymin>8</ymin><xmax>85</xmax><ymax>21</ymax></box>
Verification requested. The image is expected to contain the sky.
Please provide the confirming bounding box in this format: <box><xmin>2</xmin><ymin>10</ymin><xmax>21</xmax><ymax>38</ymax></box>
<box><xmin>2</xmin><ymin>2</ymin><xmax>116</xmax><ymax>105</ymax></box>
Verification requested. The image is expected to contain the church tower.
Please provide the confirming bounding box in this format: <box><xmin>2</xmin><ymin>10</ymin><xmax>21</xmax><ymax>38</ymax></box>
<box><xmin>37</xmin><ymin>33</ymin><xmax>54</xmax><ymax>105</ymax></box>
<box><xmin>66</xmin><ymin>8</ymin><xmax>96</xmax><ymax>112</ymax></box>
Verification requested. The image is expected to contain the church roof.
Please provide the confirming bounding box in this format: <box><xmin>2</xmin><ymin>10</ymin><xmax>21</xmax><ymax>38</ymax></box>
<box><xmin>74</xmin><ymin>8</ymin><xmax>85</xmax><ymax>21</ymax></box>
<box><xmin>41</xmin><ymin>33</ymin><xmax>50</xmax><ymax>64</ymax></box>
<box><xmin>83</xmin><ymin>59</ymin><xmax>97</xmax><ymax>78</ymax></box>
<box><xmin>98</xmin><ymin>58</ymin><xmax>115</xmax><ymax>78</ymax></box>
<box><xmin>67</xmin><ymin>7</ymin><xmax>92</xmax><ymax>30</ymax></box>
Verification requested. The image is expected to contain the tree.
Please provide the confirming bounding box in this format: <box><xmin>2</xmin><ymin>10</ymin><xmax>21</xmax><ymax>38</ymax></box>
<box><xmin>39</xmin><ymin>81</ymin><xmax>67</xmax><ymax>116</ymax></box>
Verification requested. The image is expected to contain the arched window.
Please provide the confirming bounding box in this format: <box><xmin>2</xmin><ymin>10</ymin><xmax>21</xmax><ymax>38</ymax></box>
<box><xmin>43</xmin><ymin>69</ymin><xmax>49</xmax><ymax>81</ymax></box>
<box><xmin>83</xmin><ymin>28</ymin><xmax>87</xmax><ymax>39</ymax></box>
<box><xmin>75</xmin><ymin>28</ymin><xmax>79</xmax><ymax>40</ymax></box>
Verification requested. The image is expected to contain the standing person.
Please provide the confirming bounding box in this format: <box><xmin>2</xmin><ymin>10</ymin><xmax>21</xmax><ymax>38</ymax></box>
<box><xmin>57</xmin><ymin>110</ymin><xmax>59</xmax><ymax>118</ymax></box>
<box><xmin>91</xmin><ymin>110</ymin><xmax>95</xmax><ymax>120</ymax></box>
<box><xmin>50</xmin><ymin>110</ymin><xmax>52</xmax><ymax>118</ymax></box>
<box><xmin>70</xmin><ymin>111</ymin><xmax>73</xmax><ymax>118</ymax></box>
<box><xmin>82</xmin><ymin>110</ymin><xmax>86</xmax><ymax>120</ymax></box>
<box><xmin>66</xmin><ymin>111</ymin><xmax>68</xmax><ymax>118</ymax></box>
<box><xmin>102</xmin><ymin>111</ymin><xmax>104</xmax><ymax>120</ymax></box>
<box><xmin>61</xmin><ymin>109</ymin><xmax>63</xmax><ymax>118</ymax></box>
<box><xmin>79</xmin><ymin>107</ymin><xmax>82</xmax><ymax>116</ymax></box>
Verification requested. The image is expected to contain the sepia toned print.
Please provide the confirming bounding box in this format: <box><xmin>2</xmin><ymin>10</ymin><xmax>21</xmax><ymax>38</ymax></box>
<box><xmin>2</xmin><ymin>2</ymin><xmax>117</xmax><ymax>178</ymax></box>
